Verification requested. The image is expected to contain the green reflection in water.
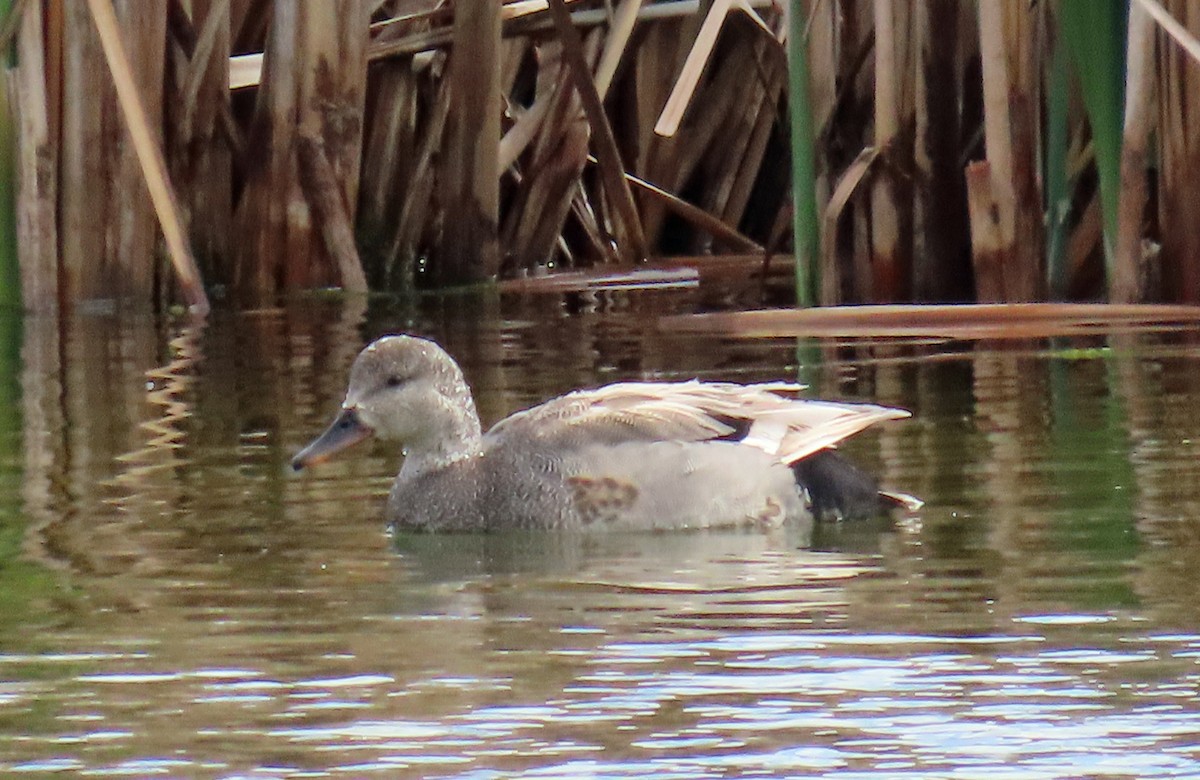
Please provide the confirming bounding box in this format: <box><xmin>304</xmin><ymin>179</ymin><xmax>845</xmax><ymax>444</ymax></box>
<box><xmin>1046</xmin><ymin>349</ymin><xmax>1139</xmax><ymax>609</ymax></box>
<box><xmin>0</xmin><ymin>311</ymin><xmax>60</xmax><ymax>639</ymax></box>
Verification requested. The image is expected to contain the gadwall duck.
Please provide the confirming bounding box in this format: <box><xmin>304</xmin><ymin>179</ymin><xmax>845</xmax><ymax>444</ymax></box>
<box><xmin>292</xmin><ymin>335</ymin><xmax>920</xmax><ymax>532</ymax></box>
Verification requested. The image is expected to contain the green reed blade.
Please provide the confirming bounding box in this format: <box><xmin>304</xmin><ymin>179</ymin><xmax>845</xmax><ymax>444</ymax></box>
<box><xmin>1046</xmin><ymin>35</ymin><xmax>1070</xmax><ymax>298</ymax></box>
<box><xmin>1058</xmin><ymin>0</ymin><xmax>1129</xmax><ymax>287</ymax></box>
<box><xmin>789</xmin><ymin>0</ymin><xmax>819</xmax><ymax>308</ymax></box>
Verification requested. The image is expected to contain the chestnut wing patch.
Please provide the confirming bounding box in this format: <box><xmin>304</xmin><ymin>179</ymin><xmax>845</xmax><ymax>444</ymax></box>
<box><xmin>566</xmin><ymin>475</ymin><xmax>640</xmax><ymax>526</ymax></box>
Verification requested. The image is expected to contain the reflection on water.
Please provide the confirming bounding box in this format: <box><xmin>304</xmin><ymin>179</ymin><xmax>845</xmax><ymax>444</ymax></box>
<box><xmin>1</xmin><ymin>292</ymin><xmax>1200</xmax><ymax>778</ymax></box>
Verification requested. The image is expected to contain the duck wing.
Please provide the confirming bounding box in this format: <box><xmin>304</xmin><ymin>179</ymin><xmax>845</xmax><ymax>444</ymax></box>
<box><xmin>483</xmin><ymin>381</ymin><xmax>909</xmax><ymax>463</ymax></box>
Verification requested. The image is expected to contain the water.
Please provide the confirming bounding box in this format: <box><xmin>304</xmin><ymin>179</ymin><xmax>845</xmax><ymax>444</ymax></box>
<box><xmin>1</xmin><ymin>291</ymin><xmax>1200</xmax><ymax>778</ymax></box>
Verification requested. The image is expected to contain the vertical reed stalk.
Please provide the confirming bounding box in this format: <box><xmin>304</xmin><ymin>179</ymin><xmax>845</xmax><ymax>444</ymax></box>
<box><xmin>109</xmin><ymin>0</ymin><xmax>167</xmax><ymax>301</ymax></box>
<box><xmin>914</xmin><ymin>0</ymin><xmax>970</xmax><ymax>302</ymax></box>
<box><xmin>168</xmin><ymin>0</ymin><xmax>233</xmax><ymax>288</ymax></box>
<box><xmin>438</xmin><ymin>0</ymin><xmax>501</xmax><ymax>283</ymax></box>
<box><xmin>973</xmin><ymin>0</ymin><xmax>1018</xmax><ymax>300</ymax></box>
<box><xmin>60</xmin><ymin>0</ymin><xmax>108</xmax><ymax>304</ymax></box>
<box><xmin>789</xmin><ymin>0</ymin><xmax>818</xmax><ymax>306</ymax></box>
<box><xmin>294</xmin><ymin>0</ymin><xmax>369</xmax><ymax>291</ymax></box>
<box><xmin>0</xmin><ymin>0</ymin><xmax>20</xmax><ymax>310</ymax></box>
<box><xmin>971</xmin><ymin>0</ymin><xmax>1044</xmax><ymax>301</ymax></box>
<box><xmin>1045</xmin><ymin>33</ymin><xmax>1070</xmax><ymax>299</ymax></box>
<box><xmin>14</xmin><ymin>0</ymin><xmax>56</xmax><ymax>314</ymax></box>
<box><xmin>1157</xmin><ymin>0</ymin><xmax>1200</xmax><ymax>302</ymax></box>
<box><xmin>1112</xmin><ymin>0</ymin><xmax>1154</xmax><ymax>302</ymax></box>
<box><xmin>870</xmin><ymin>0</ymin><xmax>913</xmax><ymax>301</ymax></box>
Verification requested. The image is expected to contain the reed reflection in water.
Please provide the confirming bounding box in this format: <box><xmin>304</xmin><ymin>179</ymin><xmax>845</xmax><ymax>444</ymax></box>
<box><xmin>0</xmin><ymin>293</ymin><xmax>1199</xmax><ymax>778</ymax></box>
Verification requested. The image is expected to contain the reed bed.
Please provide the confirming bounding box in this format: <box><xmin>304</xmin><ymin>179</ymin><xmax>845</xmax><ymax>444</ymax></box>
<box><xmin>2</xmin><ymin>0</ymin><xmax>1200</xmax><ymax>313</ymax></box>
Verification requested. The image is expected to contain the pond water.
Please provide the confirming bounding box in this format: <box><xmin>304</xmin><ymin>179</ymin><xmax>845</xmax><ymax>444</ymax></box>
<box><xmin>1</xmin><ymin>290</ymin><xmax>1199</xmax><ymax>778</ymax></box>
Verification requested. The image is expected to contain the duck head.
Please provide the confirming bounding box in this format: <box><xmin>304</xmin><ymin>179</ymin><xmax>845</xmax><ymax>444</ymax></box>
<box><xmin>291</xmin><ymin>335</ymin><xmax>482</xmax><ymax>471</ymax></box>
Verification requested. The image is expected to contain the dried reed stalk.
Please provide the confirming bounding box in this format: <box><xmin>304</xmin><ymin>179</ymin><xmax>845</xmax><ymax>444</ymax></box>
<box><xmin>594</xmin><ymin>0</ymin><xmax>642</xmax><ymax>99</ymax></box>
<box><xmin>60</xmin><ymin>0</ymin><xmax>111</xmax><ymax>304</ymax></box>
<box><xmin>503</xmin><ymin>41</ymin><xmax>591</xmax><ymax>270</ymax></box>
<box><xmin>547</xmin><ymin>0</ymin><xmax>647</xmax><ymax>263</ymax></box>
<box><xmin>13</xmin><ymin>0</ymin><xmax>57</xmax><ymax>314</ymax></box>
<box><xmin>661</xmin><ymin>302</ymin><xmax>1200</xmax><ymax>339</ymax></box>
<box><xmin>821</xmin><ymin>147</ymin><xmax>879</xmax><ymax>305</ymax></box>
<box><xmin>638</xmin><ymin>36</ymin><xmax>744</xmax><ymax>248</ymax></box>
<box><xmin>717</xmin><ymin>40</ymin><xmax>781</xmax><ymax>229</ymax></box>
<box><xmin>358</xmin><ymin>61</ymin><xmax>419</xmax><ymax>240</ymax></box>
<box><xmin>620</xmin><ymin>164</ymin><xmax>762</xmax><ymax>252</ymax></box>
<box><xmin>914</xmin><ymin>0</ymin><xmax>970</xmax><ymax>302</ymax></box>
<box><xmin>1157</xmin><ymin>0</ymin><xmax>1200</xmax><ymax>302</ymax></box>
<box><xmin>971</xmin><ymin>0</ymin><xmax>1043</xmax><ymax>302</ymax></box>
<box><xmin>653</xmin><ymin>0</ymin><xmax>771</xmax><ymax>137</ymax></box>
<box><xmin>231</xmin><ymin>0</ymin><xmax>296</xmax><ymax>301</ymax></box>
<box><xmin>233</xmin><ymin>0</ymin><xmax>369</xmax><ymax>300</ymax></box>
<box><xmin>869</xmin><ymin>0</ymin><xmax>913</xmax><ymax>301</ymax></box>
<box><xmin>438</xmin><ymin>0</ymin><xmax>501</xmax><ymax>283</ymax></box>
<box><xmin>1112</xmin><ymin>0</ymin><xmax>1154</xmax><ymax>303</ymax></box>
<box><xmin>87</xmin><ymin>0</ymin><xmax>209</xmax><ymax>313</ymax></box>
<box><xmin>297</xmin><ymin>135</ymin><xmax>368</xmax><ymax>292</ymax></box>
<box><xmin>387</xmin><ymin>74</ymin><xmax>450</xmax><ymax>288</ymax></box>
<box><xmin>166</xmin><ymin>0</ymin><xmax>233</xmax><ymax>287</ymax></box>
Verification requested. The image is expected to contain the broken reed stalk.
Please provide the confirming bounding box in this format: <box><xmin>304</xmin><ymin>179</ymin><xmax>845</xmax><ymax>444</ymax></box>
<box><xmin>821</xmin><ymin>147</ymin><xmax>879</xmax><ymax>305</ymax></box>
<box><xmin>387</xmin><ymin>75</ymin><xmax>450</xmax><ymax>289</ymax></box>
<box><xmin>615</xmin><ymin>162</ymin><xmax>762</xmax><ymax>252</ymax></box>
<box><xmin>593</xmin><ymin>0</ymin><xmax>642</xmax><ymax>99</ymax></box>
<box><xmin>296</xmin><ymin>136</ymin><xmax>368</xmax><ymax>293</ymax></box>
<box><xmin>546</xmin><ymin>0</ymin><xmax>647</xmax><ymax>263</ymax></box>
<box><xmin>503</xmin><ymin>42</ymin><xmax>591</xmax><ymax>272</ymax></box>
<box><xmin>85</xmin><ymin>0</ymin><xmax>209</xmax><ymax>315</ymax></box>
<box><xmin>654</xmin><ymin>0</ymin><xmax>733</xmax><ymax>138</ymax></box>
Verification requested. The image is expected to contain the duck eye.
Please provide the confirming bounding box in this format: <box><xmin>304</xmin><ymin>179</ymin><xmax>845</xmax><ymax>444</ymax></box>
<box><xmin>385</xmin><ymin>375</ymin><xmax>404</xmax><ymax>388</ymax></box>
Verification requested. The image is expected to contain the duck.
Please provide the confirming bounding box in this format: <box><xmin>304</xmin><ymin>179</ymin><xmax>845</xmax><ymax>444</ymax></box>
<box><xmin>291</xmin><ymin>335</ymin><xmax>921</xmax><ymax>532</ymax></box>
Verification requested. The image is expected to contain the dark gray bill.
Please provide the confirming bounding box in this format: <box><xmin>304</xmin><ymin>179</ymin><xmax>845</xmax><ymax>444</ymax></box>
<box><xmin>291</xmin><ymin>408</ymin><xmax>372</xmax><ymax>470</ymax></box>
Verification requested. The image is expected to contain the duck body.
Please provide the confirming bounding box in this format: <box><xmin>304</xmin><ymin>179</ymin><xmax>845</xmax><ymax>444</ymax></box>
<box><xmin>387</xmin><ymin>436</ymin><xmax>808</xmax><ymax>532</ymax></box>
<box><xmin>292</xmin><ymin>335</ymin><xmax>919</xmax><ymax>532</ymax></box>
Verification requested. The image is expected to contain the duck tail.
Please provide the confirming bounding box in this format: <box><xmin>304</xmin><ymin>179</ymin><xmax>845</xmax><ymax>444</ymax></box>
<box><xmin>878</xmin><ymin>489</ymin><xmax>924</xmax><ymax>513</ymax></box>
<box><xmin>791</xmin><ymin>448</ymin><xmax>922</xmax><ymax>521</ymax></box>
